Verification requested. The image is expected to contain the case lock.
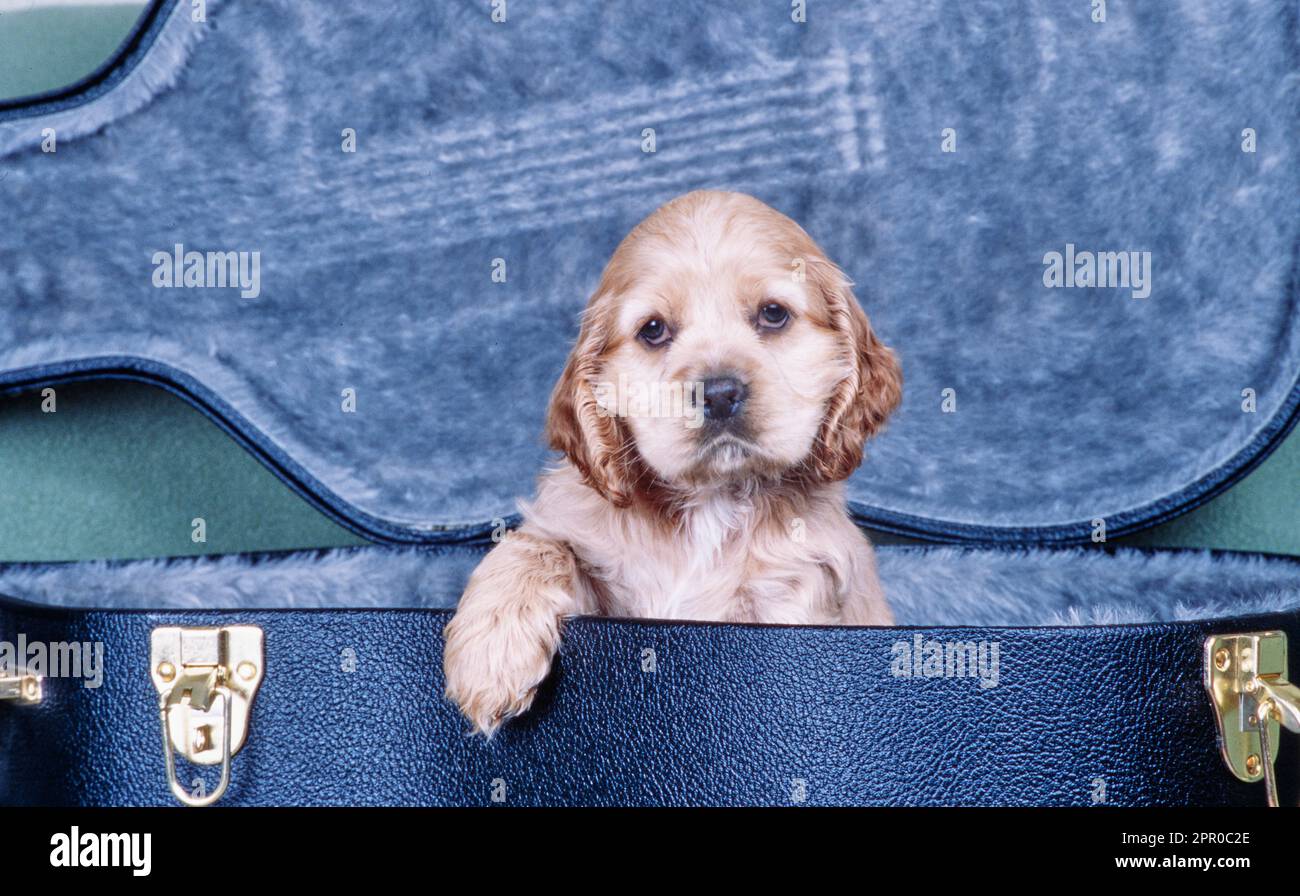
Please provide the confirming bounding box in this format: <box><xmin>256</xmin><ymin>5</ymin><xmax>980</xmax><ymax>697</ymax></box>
<box><xmin>1204</xmin><ymin>631</ymin><xmax>1300</xmax><ymax>806</ymax></box>
<box><xmin>150</xmin><ymin>625</ymin><xmax>263</xmax><ymax>807</ymax></box>
<box><xmin>0</xmin><ymin>672</ymin><xmax>42</xmax><ymax>704</ymax></box>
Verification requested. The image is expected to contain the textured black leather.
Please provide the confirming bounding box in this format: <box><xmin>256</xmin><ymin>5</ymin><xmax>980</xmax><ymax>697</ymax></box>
<box><xmin>2</xmin><ymin>599</ymin><xmax>1295</xmax><ymax>806</ymax></box>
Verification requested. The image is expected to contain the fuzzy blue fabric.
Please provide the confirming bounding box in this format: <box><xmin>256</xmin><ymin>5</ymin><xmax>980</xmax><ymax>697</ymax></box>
<box><xmin>1</xmin><ymin>544</ymin><xmax>1298</xmax><ymax>627</ymax></box>
<box><xmin>1</xmin><ymin>0</ymin><xmax>1297</xmax><ymax>542</ymax></box>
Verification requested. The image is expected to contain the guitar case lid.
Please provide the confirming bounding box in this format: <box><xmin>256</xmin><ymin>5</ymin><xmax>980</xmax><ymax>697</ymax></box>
<box><xmin>1</xmin><ymin>0</ymin><xmax>1297</xmax><ymax>544</ymax></box>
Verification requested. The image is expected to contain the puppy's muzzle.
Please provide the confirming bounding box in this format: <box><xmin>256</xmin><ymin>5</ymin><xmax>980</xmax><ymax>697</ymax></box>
<box><xmin>700</xmin><ymin>375</ymin><xmax>748</xmax><ymax>422</ymax></box>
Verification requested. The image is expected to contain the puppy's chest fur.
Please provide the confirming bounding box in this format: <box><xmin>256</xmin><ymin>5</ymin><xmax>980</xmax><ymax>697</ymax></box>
<box><xmin>530</xmin><ymin>471</ymin><xmax>850</xmax><ymax>625</ymax></box>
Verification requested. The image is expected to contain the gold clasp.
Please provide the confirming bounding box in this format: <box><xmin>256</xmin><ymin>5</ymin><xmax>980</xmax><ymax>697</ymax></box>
<box><xmin>0</xmin><ymin>672</ymin><xmax>42</xmax><ymax>704</ymax></box>
<box><xmin>1204</xmin><ymin>631</ymin><xmax>1300</xmax><ymax>806</ymax></box>
<box><xmin>150</xmin><ymin>625</ymin><xmax>263</xmax><ymax>807</ymax></box>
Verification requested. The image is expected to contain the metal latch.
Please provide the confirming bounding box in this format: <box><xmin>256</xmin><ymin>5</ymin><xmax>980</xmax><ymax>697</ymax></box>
<box><xmin>151</xmin><ymin>625</ymin><xmax>263</xmax><ymax>807</ymax></box>
<box><xmin>1204</xmin><ymin>631</ymin><xmax>1300</xmax><ymax>806</ymax></box>
<box><xmin>0</xmin><ymin>672</ymin><xmax>42</xmax><ymax>704</ymax></box>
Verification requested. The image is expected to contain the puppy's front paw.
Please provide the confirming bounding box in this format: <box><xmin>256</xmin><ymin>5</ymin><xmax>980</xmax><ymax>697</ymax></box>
<box><xmin>442</xmin><ymin>601</ymin><xmax>562</xmax><ymax>737</ymax></box>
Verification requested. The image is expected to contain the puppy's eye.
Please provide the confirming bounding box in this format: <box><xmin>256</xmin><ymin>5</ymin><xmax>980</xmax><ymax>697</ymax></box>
<box><xmin>758</xmin><ymin>302</ymin><xmax>790</xmax><ymax>330</ymax></box>
<box><xmin>638</xmin><ymin>318</ymin><xmax>671</xmax><ymax>347</ymax></box>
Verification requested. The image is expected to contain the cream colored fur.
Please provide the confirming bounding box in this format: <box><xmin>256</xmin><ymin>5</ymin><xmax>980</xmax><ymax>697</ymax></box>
<box><xmin>444</xmin><ymin>191</ymin><xmax>902</xmax><ymax>735</ymax></box>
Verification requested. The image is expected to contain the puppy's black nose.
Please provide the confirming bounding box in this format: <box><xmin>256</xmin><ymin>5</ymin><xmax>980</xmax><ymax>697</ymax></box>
<box><xmin>701</xmin><ymin>376</ymin><xmax>748</xmax><ymax>421</ymax></box>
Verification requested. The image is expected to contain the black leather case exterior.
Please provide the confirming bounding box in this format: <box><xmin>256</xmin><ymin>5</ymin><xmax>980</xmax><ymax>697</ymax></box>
<box><xmin>2</xmin><ymin>600</ymin><xmax>1294</xmax><ymax>806</ymax></box>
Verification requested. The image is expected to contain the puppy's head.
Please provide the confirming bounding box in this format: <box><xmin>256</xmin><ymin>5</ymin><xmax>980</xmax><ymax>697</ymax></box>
<box><xmin>546</xmin><ymin>190</ymin><xmax>901</xmax><ymax>506</ymax></box>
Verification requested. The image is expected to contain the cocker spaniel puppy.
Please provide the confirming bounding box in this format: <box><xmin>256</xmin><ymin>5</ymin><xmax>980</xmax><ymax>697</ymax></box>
<box><xmin>444</xmin><ymin>190</ymin><xmax>902</xmax><ymax>735</ymax></box>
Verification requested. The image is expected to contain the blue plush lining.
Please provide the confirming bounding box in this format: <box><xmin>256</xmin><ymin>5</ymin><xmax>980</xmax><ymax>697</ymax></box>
<box><xmin>2</xmin><ymin>545</ymin><xmax>1298</xmax><ymax>627</ymax></box>
<box><xmin>1</xmin><ymin>0</ymin><xmax>1297</xmax><ymax>545</ymax></box>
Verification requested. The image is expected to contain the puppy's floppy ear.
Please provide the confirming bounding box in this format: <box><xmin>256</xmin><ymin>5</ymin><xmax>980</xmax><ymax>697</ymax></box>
<box><xmin>807</xmin><ymin>259</ymin><xmax>902</xmax><ymax>483</ymax></box>
<box><xmin>545</xmin><ymin>299</ymin><xmax>638</xmax><ymax>506</ymax></box>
